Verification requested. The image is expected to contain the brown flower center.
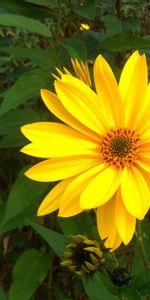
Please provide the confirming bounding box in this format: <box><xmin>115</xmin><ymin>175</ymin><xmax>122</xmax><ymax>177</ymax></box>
<box><xmin>101</xmin><ymin>128</ymin><xmax>141</xmax><ymax>168</ymax></box>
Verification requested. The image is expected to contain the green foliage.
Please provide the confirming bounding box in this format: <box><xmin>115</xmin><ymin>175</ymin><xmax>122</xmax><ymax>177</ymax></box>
<box><xmin>74</xmin><ymin>0</ymin><xmax>97</xmax><ymax>20</ymax></box>
<box><xmin>9</xmin><ymin>249</ymin><xmax>50</xmax><ymax>300</ymax></box>
<box><xmin>0</xmin><ymin>69</ymin><xmax>51</xmax><ymax>116</ymax></box>
<box><xmin>0</xmin><ymin>167</ymin><xmax>50</xmax><ymax>232</ymax></box>
<box><xmin>0</xmin><ymin>289</ymin><xmax>7</xmax><ymax>300</ymax></box>
<box><xmin>82</xmin><ymin>271</ymin><xmax>118</xmax><ymax>300</ymax></box>
<box><xmin>0</xmin><ymin>0</ymin><xmax>150</xmax><ymax>299</ymax></box>
<box><xmin>60</xmin><ymin>38</ymin><xmax>87</xmax><ymax>60</ymax></box>
<box><xmin>0</xmin><ymin>46</ymin><xmax>57</xmax><ymax>67</ymax></box>
<box><xmin>30</xmin><ymin>221</ymin><xmax>68</xmax><ymax>258</ymax></box>
<box><xmin>0</xmin><ymin>13</ymin><xmax>51</xmax><ymax>37</ymax></box>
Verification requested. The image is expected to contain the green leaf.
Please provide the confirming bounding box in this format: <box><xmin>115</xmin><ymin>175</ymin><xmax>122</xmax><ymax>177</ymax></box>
<box><xmin>60</xmin><ymin>38</ymin><xmax>87</xmax><ymax>60</ymax></box>
<box><xmin>82</xmin><ymin>271</ymin><xmax>118</xmax><ymax>300</ymax></box>
<box><xmin>101</xmin><ymin>34</ymin><xmax>150</xmax><ymax>52</ymax></box>
<box><xmin>9</xmin><ymin>249</ymin><xmax>50</xmax><ymax>300</ymax></box>
<box><xmin>25</xmin><ymin>0</ymin><xmax>59</xmax><ymax>7</ymax></box>
<box><xmin>0</xmin><ymin>288</ymin><xmax>7</xmax><ymax>300</ymax></box>
<box><xmin>83</xmin><ymin>30</ymin><xmax>105</xmax><ymax>59</ymax></box>
<box><xmin>0</xmin><ymin>131</ymin><xmax>26</xmax><ymax>148</ymax></box>
<box><xmin>0</xmin><ymin>108</ymin><xmax>40</xmax><ymax>148</ymax></box>
<box><xmin>1</xmin><ymin>167</ymin><xmax>49</xmax><ymax>229</ymax></box>
<box><xmin>0</xmin><ymin>108</ymin><xmax>40</xmax><ymax>135</ymax></box>
<box><xmin>0</xmin><ymin>69</ymin><xmax>51</xmax><ymax>116</ymax></box>
<box><xmin>30</xmin><ymin>221</ymin><xmax>68</xmax><ymax>258</ymax></box>
<box><xmin>132</xmin><ymin>220</ymin><xmax>150</xmax><ymax>295</ymax></box>
<box><xmin>139</xmin><ymin>281</ymin><xmax>150</xmax><ymax>296</ymax></box>
<box><xmin>0</xmin><ymin>0</ymin><xmax>51</xmax><ymax>19</ymax></box>
<box><xmin>121</xmin><ymin>285</ymin><xmax>144</xmax><ymax>300</ymax></box>
<box><xmin>0</xmin><ymin>13</ymin><xmax>51</xmax><ymax>37</ymax></box>
<box><xmin>0</xmin><ymin>46</ymin><xmax>57</xmax><ymax>68</ymax></box>
<box><xmin>58</xmin><ymin>212</ymin><xmax>93</xmax><ymax>236</ymax></box>
<box><xmin>122</xmin><ymin>17</ymin><xmax>141</xmax><ymax>34</ymax></box>
<box><xmin>103</xmin><ymin>15</ymin><xmax>122</xmax><ymax>36</ymax></box>
<box><xmin>74</xmin><ymin>0</ymin><xmax>96</xmax><ymax>20</ymax></box>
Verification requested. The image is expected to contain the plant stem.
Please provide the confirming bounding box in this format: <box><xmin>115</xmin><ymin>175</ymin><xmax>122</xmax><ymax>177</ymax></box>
<box><xmin>135</xmin><ymin>222</ymin><xmax>150</xmax><ymax>269</ymax></box>
<box><xmin>47</xmin><ymin>251</ymin><xmax>54</xmax><ymax>300</ymax></box>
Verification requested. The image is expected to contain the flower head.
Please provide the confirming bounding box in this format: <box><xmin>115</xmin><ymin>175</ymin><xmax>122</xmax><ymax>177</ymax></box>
<box><xmin>21</xmin><ymin>51</ymin><xmax>150</xmax><ymax>250</ymax></box>
<box><xmin>61</xmin><ymin>234</ymin><xmax>104</xmax><ymax>275</ymax></box>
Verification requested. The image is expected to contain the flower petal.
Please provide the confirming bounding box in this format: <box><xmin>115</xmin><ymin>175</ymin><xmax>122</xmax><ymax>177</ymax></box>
<box><xmin>94</xmin><ymin>54</ymin><xmax>123</xmax><ymax>128</ymax></box>
<box><xmin>41</xmin><ymin>89</ymin><xmax>99</xmax><ymax>140</ymax></box>
<box><xmin>119</xmin><ymin>51</ymin><xmax>140</xmax><ymax>102</ymax></box>
<box><xmin>21</xmin><ymin>122</ymin><xmax>95</xmax><ymax>143</ymax></box>
<box><xmin>97</xmin><ymin>199</ymin><xmax>122</xmax><ymax>251</ymax></box>
<box><xmin>55</xmin><ymin>77</ymin><xmax>106</xmax><ymax>135</ymax></box>
<box><xmin>121</xmin><ymin>166</ymin><xmax>150</xmax><ymax>219</ymax></box>
<box><xmin>136</xmin><ymin>157</ymin><xmax>150</xmax><ymax>174</ymax></box>
<box><xmin>71</xmin><ymin>58</ymin><xmax>91</xmax><ymax>86</ymax></box>
<box><xmin>25</xmin><ymin>156</ymin><xmax>100</xmax><ymax>182</ymax></box>
<box><xmin>59</xmin><ymin>164</ymin><xmax>104</xmax><ymax>217</ymax></box>
<box><xmin>136</xmin><ymin>83</ymin><xmax>150</xmax><ymax>134</ymax></box>
<box><xmin>37</xmin><ymin>178</ymin><xmax>72</xmax><ymax>216</ymax></box>
<box><xmin>115</xmin><ymin>189</ymin><xmax>136</xmax><ymax>245</ymax></box>
<box><xmin>21</xmin><ymin>138</ymin><xmax>99</xmax><ymax>158</ymax></box>
<box><xmin>121</xmin><ymin>53</ymin><xmax>147</xmax><ymax>128</ymax></box>
<box><xmin>80</xmin><ymin>166</ymin><xmax>122</xmax><ymax>209</ymax></box>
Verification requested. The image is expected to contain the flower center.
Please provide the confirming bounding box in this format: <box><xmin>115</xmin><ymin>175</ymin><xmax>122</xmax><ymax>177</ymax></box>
<box><xmin>101</xmin><ymin>128</ymin><xmax>141</xmax><ymax>168</ymax></box>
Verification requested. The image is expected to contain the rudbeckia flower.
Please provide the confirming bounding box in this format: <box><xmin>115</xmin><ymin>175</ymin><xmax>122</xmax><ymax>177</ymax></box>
<box><xmin>61</xmin><ymin>234</ymin><xmax>104</xmax><ymax>276</ymax></box>
<box><xmin>21</xmin><ymin>51</ymin><xmax>150</xmax><ymax>250</ymax></box>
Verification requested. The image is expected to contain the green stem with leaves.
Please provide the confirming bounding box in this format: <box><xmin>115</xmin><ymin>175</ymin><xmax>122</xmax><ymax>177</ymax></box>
<box><xmin>135</xmin><ymin>222</ymin><xmax>150</xmax><ymax>269</ymax></box>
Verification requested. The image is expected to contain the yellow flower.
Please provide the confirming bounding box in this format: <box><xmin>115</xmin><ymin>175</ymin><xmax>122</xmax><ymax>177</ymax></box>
<box><xmin>21</xmin><ymin>51</ymin><xmax>150</xmax><ymax>250</ymax></box>
<box><xmin>80</xmin><ymin>23</ymin><xmax>90</xmax><ymax>31</ymax></box>
<box><xmin>61</xmin><ymin>234</ymin><xmax>104</xmax><ymax>276</ymax></box>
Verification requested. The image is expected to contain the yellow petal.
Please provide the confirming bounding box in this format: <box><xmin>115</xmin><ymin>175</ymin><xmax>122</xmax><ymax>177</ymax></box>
<box><xmin>121</xmin><ymin>166</ymin><xmax>150</xmax><ymax>219</ymax></box>
<box><xmin>94</xmin><ymin>54</ymin><xmax>123</xmax><ymax>128</ymax></box>
<box><xmin>21</xmin><ymin>122</ymin><xmax>95</xmax><ymax>143</ymax></box>
<box><xmin>97</xmin><ymin>199</ymin><xmax>122</xmax><ymax>251</ymax></box>
<box><xmin>21</xmin><ymin>138</ymin><xmax>98</xmax><ymax>158</ymax></box>
<box><xmin>136</xmin><ymin>157</ymin><xmax>150</xmax><ymax>174</ymax></box>
<box><xmin>115</xmin><ymin>189</ymin><xmax>136</xmax><ymax>245</ymax></box>
<box><xmin>71</xmin><ymin>58</ymin><xmax>91</xmax><ymax>87</ymax></box>
<box><xmin>119</xmin><ymin>51</ymin><xmax>140</xmax><ymax>102</ymax></box>
<box><xmin>121</xmin><ymin>54</ymin><xmax>147</xmax><ymax>128</ymax></box>
<box><xmin>59</xmin><ymin>164</ymin><xmax>104</xmax><ymax>217</ymax></box>
<box><xmin>41</xmin><ymin>89</ymin><xmax>99</xmax><ymax>141</ymax></box>
<box><xmin>136</xmin><ymin>83</ymin><xmax>150</xmax><ymax>134</ymax></box>
<box><xmin>37</xmin><ymin>178</ymin><xmax>72</xmax><ymax>216</ymax></box>
<box><xmin>55</xmin><ymin>77</ymin><xmax>106</xmax><ymax>135</ymax></box>
<box><xmin>80</xmin><ymin>166</ymin><xmax>122</xmax><ymax>209</ymax></box>
<box><xmin>58</xmin><ymin>187</ymin><xmax>82</xmax><ymax>217</ymax></box>
<box><xmin>25</xmin><ymin>156</ymin><xmax>100</xmax><ymax>182</ymax></box>
<box><xmin>141</xmin><ymin>128</ymin><xmax>150</xmax><ymax>143</ymax></box>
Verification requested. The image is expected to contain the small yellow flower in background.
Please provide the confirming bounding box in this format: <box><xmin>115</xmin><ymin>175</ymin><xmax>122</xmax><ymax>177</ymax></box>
<box><xmin>21</xmin><ymin>51</ymin><xmax>150</xmax><ymax>251</ymax></box>
<box><xmin>61</xmin><ymin>234</ymin><xmax>104</xmax><ymax>276</ymax></box>
<box><xmin>80</xmin><ymin>23</ymin><xmax>90</xmax><ymax>31</ymax></box>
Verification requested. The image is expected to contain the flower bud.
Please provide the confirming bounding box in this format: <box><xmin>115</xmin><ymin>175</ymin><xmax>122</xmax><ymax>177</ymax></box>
<box><xmin>61</xmin><ymin>234</ymin><xmax>105</xmax><ymax>276</ymax></box>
